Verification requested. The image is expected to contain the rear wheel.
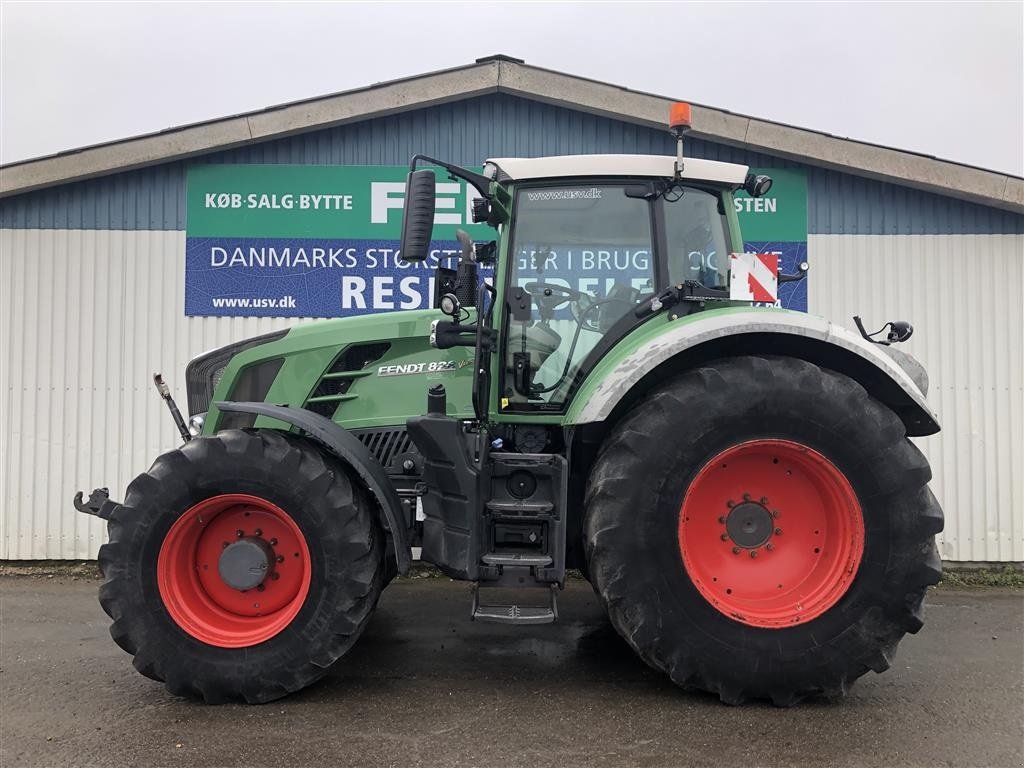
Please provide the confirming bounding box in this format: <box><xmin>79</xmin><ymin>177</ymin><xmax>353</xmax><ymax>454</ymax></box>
<box><xmin>98</xmin><ymin>429</ymin><xmax>384</xmax><ymax>703</ymax></box>
<box><xmin>584</xmin><ymin>355</ymin><xmax>943</xmax><ymax>705</ymax></box>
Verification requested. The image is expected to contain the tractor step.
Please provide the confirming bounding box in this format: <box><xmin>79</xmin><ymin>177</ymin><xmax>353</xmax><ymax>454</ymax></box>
<box><xmin>480</xmin><ymin>552</ymin><xmax>553</xmax><ymax>567</ymax></box>
<box><xmin>471</xmin><ymin>584</ymin><xmax>559</xmax><ymax>625</ymax></box>
<box><xmin>485</xmin><ymin>500</ymin><xmax>555</xmax><ymax>514</ymax></box>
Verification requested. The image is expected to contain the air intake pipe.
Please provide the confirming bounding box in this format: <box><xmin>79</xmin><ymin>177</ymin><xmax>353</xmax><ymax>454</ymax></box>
<box><xmin>455</xmin><ymin>229</ymin><xmax>478</xmax><ymax>308</ymax></box>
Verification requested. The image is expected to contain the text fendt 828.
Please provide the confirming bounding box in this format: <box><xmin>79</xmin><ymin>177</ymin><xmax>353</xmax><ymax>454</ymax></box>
<box><xmin>76</xmin><ymin>104</ymin><xmax>943</xmax><ymax>706</ymax></box>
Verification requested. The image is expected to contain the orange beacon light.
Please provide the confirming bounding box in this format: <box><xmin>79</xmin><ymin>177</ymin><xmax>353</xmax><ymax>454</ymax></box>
<box><xmin>669</xmin><ymin>102</ymin><xmax>692</xmax><ymax>131</ymax></box>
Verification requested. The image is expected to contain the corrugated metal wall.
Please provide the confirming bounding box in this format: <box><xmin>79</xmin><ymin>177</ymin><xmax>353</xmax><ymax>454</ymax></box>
<box><xmin>2</xmin><ymin>226</ymin><xmax>1021</xmax><ymax>561</ymax></box>
<box><xmin>0</xmin><ymin>228</ymin><xmax>297</xmax><ymax>559</ymax></box>
<box><xmin>3</xmin><ymin>94</ymin><xmax>1022</xmax><ymax>236</ymax></box>
<box><xmin>809</xmin><ymin>233</ymin><xmax>1023</xmax><ymax>562</ymax></box>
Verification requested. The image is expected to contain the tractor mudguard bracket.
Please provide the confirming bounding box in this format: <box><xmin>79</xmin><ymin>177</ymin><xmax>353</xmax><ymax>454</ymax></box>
<box><xmin>214</xmin><ymin>401</ymin><xmax>412</xmax><ymax>574</ymax></box>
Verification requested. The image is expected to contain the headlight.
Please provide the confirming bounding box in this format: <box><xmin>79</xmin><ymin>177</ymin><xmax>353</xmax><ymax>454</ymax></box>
<box><xmin>185</xmin><ymin>330</ymin><xmax>287</xmax><ymax>416</ymax></box>
<box><xmin>187</xmin><ymin>413</ymin><xmax>206</xmax><ymax>437</ymax></box>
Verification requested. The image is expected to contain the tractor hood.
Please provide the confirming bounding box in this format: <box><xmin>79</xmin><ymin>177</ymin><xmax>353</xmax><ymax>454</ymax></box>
<box><xmin>200</xmin><ymin>309</ymin><xmax>477</xmax><ymax>435</ymax></box>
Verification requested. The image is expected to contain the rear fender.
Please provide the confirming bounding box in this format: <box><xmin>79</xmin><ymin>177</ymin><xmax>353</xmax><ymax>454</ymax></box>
<box><xmin>215</xmin><ymin>401</ymin><xmax>411</xmax><ymax>574</ymax></box>
<box><xmin>564</xmin><ymin>310</ymin><xmax>940</xmax><ymax>437</ymax></box>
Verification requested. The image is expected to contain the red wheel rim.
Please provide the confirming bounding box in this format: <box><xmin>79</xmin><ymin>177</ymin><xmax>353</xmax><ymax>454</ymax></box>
<box><xmin>157</xmin><ymin>494</ymin><xmax>311</xmax><ymax>648</ymax></box>
<box><xmin>678</xmin><ymin>440</ymin><xmax>864</xmax><ymax>628</ymax></box>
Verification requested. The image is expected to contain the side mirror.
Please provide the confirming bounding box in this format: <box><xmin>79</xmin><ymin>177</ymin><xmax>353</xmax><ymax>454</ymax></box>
<box><xmin>398</xmin><ymin>169</ymin><xmax>436</xmax><ymax>262</ymax></box>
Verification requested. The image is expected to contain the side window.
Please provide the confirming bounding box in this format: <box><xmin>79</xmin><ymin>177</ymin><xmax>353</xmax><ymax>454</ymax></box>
<box><xmin>664</xmin><ymin>190</ymin><xmax>731</xmax><ymax>289</ymax></box>
<box><xmin>505</xmin><ymin>185</ymin><xmax>655</xmax><ymax>407</ymax></box>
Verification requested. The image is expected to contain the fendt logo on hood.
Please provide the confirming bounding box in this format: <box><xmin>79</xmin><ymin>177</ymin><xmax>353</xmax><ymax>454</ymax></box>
<box><xmin>377</xmin><ymin>360</ymin><xmax>470</xmax><ymax>377</ymax></box>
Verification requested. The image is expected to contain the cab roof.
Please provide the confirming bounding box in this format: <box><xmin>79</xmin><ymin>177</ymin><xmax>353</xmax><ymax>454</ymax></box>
<box><xmin>484</xmin><ymin>154</ymin><xmax>748</xmax><ymax>186</ymax></box>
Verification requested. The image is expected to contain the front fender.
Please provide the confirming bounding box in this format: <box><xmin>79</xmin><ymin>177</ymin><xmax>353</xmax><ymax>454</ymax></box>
<box><xmin>564</xmin><ymin>308</ymin><xmax>940</xmax><ymax>437</ymax></box>
<box><xmin>215</xmin><ymin>401</ymin><xmax>411</xmax><ymax>574</ymax></box>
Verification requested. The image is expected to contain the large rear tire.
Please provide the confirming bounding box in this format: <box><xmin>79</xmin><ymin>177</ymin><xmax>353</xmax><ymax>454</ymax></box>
<box><xmin>584</xmin><ymin>355</ymin><xmax>943</xmax><ymax>705</ymax></box>
<box><xmin>98</xmin><ymin>429</ymin><xmax>384</xmax><ymax>703</ymax></box>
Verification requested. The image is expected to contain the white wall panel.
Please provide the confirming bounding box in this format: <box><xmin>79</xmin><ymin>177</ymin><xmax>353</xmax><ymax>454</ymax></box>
<box><xmin>809</xmin><ymin>233</ymin><xmax>1023</xmax><ymax>562</ymax></box>
<box><xmin>1</xmin><ymin>229</ymin><xmax>1021</xmax><ymax>561</ymax></box>
<box><xmin>0</xmin><ymin>229</ymin><xmax>300</xmax><ymax>559</ymax></box>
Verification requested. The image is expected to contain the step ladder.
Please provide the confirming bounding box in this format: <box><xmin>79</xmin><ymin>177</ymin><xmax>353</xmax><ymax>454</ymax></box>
<box><xmin>471</xmin><ymin>583</ymin><xmax>559</xmax><ymax>625</ymax></box>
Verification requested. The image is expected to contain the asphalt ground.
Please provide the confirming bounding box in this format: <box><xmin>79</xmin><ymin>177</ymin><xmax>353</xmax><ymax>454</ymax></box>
<box><xmin>1</xmin><ymin>574</ymin><xmax>1022</xmax><ymax>768</ymax></box>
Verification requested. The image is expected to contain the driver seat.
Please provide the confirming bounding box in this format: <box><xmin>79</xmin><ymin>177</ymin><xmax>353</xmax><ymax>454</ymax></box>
<box><xmin>506</xmin><ymin>321</ymin><xmax>562</xmax><ymax>401</ymax></box>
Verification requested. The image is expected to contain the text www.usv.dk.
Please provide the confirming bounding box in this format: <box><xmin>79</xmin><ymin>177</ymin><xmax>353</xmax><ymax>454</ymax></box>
<box><xmin>211</xmin><ymin>295</ymin><xmax>297</xmax><ymax>309</ymax></box>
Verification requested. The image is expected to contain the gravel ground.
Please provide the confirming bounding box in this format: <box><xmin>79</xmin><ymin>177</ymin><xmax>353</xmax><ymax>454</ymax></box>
<box><xmin>1</xmin><ymin>574</ymin><xmax>1021</xmax><ymax>768</ymax></box>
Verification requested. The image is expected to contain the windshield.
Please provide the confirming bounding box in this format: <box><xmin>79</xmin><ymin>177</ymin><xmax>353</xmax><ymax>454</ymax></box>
<box><xmin>504</xmin><ymin>184</ymin><xmax>655</xmax><ymax>408</ymax></box>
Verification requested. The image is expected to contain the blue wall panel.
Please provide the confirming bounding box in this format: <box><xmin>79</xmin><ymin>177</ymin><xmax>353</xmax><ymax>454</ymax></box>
<box><xmin>2</xmin><ymin>93</ymin><xmax>1021</xmax><ymax>234</ymax></box>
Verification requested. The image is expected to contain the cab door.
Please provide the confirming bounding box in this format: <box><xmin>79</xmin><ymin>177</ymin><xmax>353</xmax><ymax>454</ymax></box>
<box><xmin>496</xmin><ymin>182</ymin><xmax>659</xmax><ymax>414</ymax></box>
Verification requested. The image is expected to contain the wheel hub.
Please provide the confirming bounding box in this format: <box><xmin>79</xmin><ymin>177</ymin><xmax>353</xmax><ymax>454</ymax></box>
<box><xmin>219</xmin><ymin>537</ymin><xmax>275</xmax><ymax>591</ymax></box>
<box><xmin>725</xmin><ymin>502</ymin><xmax>773</xmax><ymax>549</ymax></box>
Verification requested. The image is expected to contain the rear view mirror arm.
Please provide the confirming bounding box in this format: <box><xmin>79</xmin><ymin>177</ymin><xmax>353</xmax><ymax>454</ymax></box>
<box><xmin>410</xmin><ymin>154</ymin><xmax>493</xmax><ymax>199</ymax></box>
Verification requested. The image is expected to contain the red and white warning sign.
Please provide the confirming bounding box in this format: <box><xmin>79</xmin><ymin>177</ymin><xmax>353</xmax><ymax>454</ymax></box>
<box><xmin>729</xmin><ymin>252</ymin><xmax>779</xmax><ymax>303</ymax></box>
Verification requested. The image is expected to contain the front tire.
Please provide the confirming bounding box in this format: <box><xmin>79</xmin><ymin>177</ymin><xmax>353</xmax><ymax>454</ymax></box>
<box><xmin>98</xmin><ymin>429</ymin><xmax>384</xmax><ymax>703</ymax></box>
<box><xmin>584</xmin><ymin>355</ymin><xmax>943</xmax><ymax>705</ymax></box>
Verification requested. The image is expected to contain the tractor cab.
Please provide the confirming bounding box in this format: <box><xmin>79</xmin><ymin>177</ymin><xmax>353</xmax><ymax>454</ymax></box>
<box><xmin>484</xmin><ymin>156</ymin><xmax>743</xmax><ymax>409</ymax></box>
<box><xmin>397</xmin><ymin>152</ymin><xmax>770</xmax><ymax>415</ymax></box>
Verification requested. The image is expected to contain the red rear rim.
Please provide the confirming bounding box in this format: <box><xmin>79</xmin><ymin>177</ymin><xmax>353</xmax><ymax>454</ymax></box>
<box><xmin>678</xmin><ymin>439</ymin><xmax>864</xmax><ymax>628</ymax></box>
<box><xmin>157</xmin><ymin>494</ymin><xmax>311</xmax><ymax>648</ymax></box>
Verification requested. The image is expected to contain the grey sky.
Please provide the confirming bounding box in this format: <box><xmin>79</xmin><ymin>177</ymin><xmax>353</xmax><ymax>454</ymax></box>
<box><xmin>2</xmin><ymin>1</ymin><xmax>1022</xmax><ymax>175</ymax></box>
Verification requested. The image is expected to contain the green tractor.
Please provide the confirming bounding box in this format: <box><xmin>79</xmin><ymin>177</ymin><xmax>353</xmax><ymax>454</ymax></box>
<box><xmin>76</xmin><ymin>105</ymin><xmax>943</xmax><ymax>706</ymax></box>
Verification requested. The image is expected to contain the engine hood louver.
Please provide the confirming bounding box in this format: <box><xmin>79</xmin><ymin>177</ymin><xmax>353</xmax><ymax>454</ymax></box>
<box><xmin>304</xmin><ymin>343</ymin><xmax>391</xmax><ymax>419</ymax></box>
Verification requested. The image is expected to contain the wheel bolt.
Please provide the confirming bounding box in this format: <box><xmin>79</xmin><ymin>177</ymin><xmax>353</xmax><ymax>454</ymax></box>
<box><xmin>718</xmin><ymin>516</ymin><xmax>726</xmax><ymax>524</ymax></box>
<box><xmin>720</xmin><ymin>533</ymin><xmax>729</xmax><ymax>541</ymax></box>
<box><xmin>276</xmin><ymin>555</ymin><xmax>284</xmax><ymax>563</ymax></box>
<box><xmin>271</xmin><ymin>573</ymin><xmax>280</xmax><ymax>580</ymax></box>
<box><xmin>254</xmin><ymin>528</ymin><xmax>263</xmax><ymax>537</ymax></box>
<box><xmin>760</xmin><ymin>496</ymin><xmax>769</xmax><ymax>505</ymax></box>
<box><xmin>222</xmin><ymin>541</ymin><xmax>229</xmax><ymax>549</ymax></box>
<box><xmin>726</xmin><ymin>500</ymin><xmax>735</xmax><ymax>508</ymax></box>
<box><xmin>732</xmin><ymin>547</ymin><xmax>741</xmax><ymax>555</ymax></box>
<box><xmin>775</xmin><ymin>528</ymin><xmax>783</xmax><ymax>535</ymax></box>
<box><xmin>750</xmin><ymin>550</ymin><xmax>758</xmax><ymax>558</ymax></box>
<box><xmin>772</xmin><ymin>510</ymin><xmax>780</xmax><ymax>518</ymax></box>
<box><xmin>235</xmin><ymin>529</ymin><xmax>244</xmax><ymax>538</ymax></box>
<box><xmin>257</xmin><ymin>584</ymin><xmax>265</xmax><ymax>592</ymax></box>
<box><xmin>743</xmin><ymin>493</ymin><xmax>751</xmax><ymax>501</ymax></box>
<box><xmin>766</xmin><ymin>543</ymin><xmax>774</xmax><ymax>552</ymax></box>
<box><xmin>270</xmin><ymin>538</ymin><xmax>278</xmax><ymax>546</ymax></box>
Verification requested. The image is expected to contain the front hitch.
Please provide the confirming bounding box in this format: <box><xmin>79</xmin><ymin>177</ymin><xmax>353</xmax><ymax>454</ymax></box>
<box><xmin>73</xmin><ymin>487</ymin><xmax>120</xmax><ymax>520</ymax></box>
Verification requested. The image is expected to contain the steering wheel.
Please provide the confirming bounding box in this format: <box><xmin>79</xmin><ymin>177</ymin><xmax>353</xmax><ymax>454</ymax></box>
<box><xmin>524</xmin><ymin>281</ymin><xmax>644</xmax><ymax>334</ymax></box>
<box><xmin>523</xmin><ymin>282</ymin><xmax>585</xmax><ymax>314</ymax></box>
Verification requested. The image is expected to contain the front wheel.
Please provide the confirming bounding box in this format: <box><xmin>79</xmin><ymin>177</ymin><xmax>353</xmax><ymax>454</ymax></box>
<box><xmin>584</xmin><ymin>355</ymin><xmax>943</xmax><ymax>705</ymax></box>
<box><xmin>98</xmin><ymin>429</ymin><xmax>384</xmax><ymax>703</ymax></box>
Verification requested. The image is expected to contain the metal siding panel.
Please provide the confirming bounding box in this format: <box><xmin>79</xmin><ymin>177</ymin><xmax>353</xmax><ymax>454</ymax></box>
<box><xmin>0</xmin><ymin>228</ymin><xmax>301</xmax><ymax>558</ymax></box>
<box><xmin>808</xmin><ymin>233</ymin><xmax>1023</xmax><ymax>562</ymax></box>
<box><xmin>1</xmin><ymin>227</ymin><xmax>1021</xmax><ymax>561</ymax></box>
